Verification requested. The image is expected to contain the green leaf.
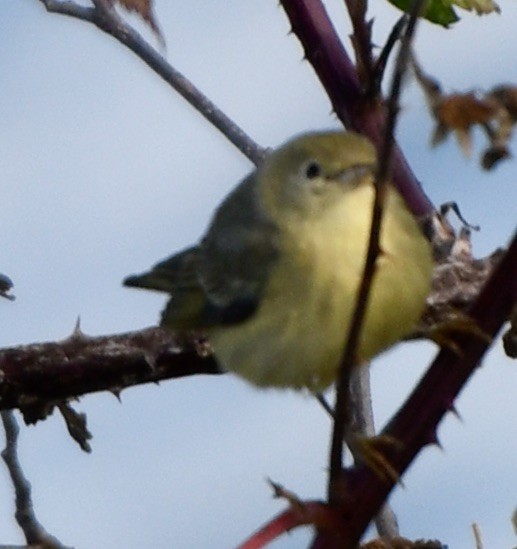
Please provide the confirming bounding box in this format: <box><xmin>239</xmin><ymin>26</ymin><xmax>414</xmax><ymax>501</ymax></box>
<box><xmin>387</xmin><ymin>0</ymin><xmax>459</xmax><ymax>27</ymax></box>
<box><xmin>386</xmin><ymin>0</ymin><xmax>499</xmax><ymax>26</ymax></box>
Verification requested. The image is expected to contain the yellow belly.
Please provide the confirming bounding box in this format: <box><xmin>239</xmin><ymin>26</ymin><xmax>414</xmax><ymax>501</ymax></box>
<box><xmin>208</xmin><ymin>185</ymin><xmax>432</xmax><ymax>391</ymax></box>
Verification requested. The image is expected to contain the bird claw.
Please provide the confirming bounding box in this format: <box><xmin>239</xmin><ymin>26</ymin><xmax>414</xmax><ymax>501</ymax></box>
<box><xmin>424</xmin><ymin>312</ymin><xmax>491</xmax><ymax>356</ymax></box>
<box><xmin>347</xmin><ymin>432</ymin><xmax>403</xmax><ymax>484</ymax></box>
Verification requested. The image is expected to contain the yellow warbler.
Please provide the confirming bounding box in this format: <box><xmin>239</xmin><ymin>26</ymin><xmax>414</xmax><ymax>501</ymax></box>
<box><xmin>124</xmin><ymin>131</ymin><xmax>432</xmax><ymax>391</ymax></box>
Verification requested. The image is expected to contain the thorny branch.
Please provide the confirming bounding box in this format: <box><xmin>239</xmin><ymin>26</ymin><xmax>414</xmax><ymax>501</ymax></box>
<box><xmin>0</xmin><ymin>245</ymin><xmax>504</xmax><ymax>418</ymax></box>
<box><xmin>239</xmin><ymin>230</ymin><xmax>516</xmax><ymax>549</ymax></box>
<box><xmin>0</xmin><ymin>327</ymin><xmax>219</xmax><ymax>422</ymax></box>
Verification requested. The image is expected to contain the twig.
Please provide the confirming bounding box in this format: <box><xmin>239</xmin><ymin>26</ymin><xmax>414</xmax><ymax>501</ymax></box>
<box><xmin>0</xmin><ymin>240</ymin><xmax>498</xmax><ymax>422</ymax></box>
<box><xmin>37</xmin><ymin>0</ymin><xmax>265</xmax><ymax>165</ymax></box>
<box><xmin>349</xmin><ymin>369</ymin><xmax>399</xmax><ymax>539</ymax></box>
<box><xmin>472</xmin><ymin>522</ymin><xmax>483</xmax><ymax>549</ymax></box>
<box><xmin>237</xmin><ymin>499</ymin><xmax>344</xmax><ymax>549</ymax></box>
<box><xmin>328</xmin><ymin>0</ymin><xmax>428</xmax><ymax>506</ymax></box>
<box><xmin>370</xmin><ymin>16</ymin><xmax>407</xmax><ymax>97</ymax></box>
<box><xmin>1</xmin><ymin>411</ymin><xmax>69</xmax><ymax>548</ymax></box>
<box><xmin>343</xmin><ymin>0</ymin><xmax>373</xmax><ymax>89</ymax></box>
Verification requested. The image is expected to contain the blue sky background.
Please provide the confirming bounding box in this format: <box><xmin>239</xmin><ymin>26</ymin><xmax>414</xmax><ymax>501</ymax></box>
<box><xmin>1</xmin><ymin>1</ymin><xmax>516</xmax><ymax>547</ymax></box>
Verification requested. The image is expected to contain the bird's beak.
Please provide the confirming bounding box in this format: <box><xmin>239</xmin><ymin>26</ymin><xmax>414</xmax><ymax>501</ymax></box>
<box><xmin>335</xmin><ymin>163</ymin><xmax>375</xmax><ymax>185</ymax></box>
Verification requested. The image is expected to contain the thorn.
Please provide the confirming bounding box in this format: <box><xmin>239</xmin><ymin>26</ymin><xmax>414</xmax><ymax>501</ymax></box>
<box><xmin>315</xmin><ymin>393</ymin><xmax>334</xmax><ymax>418</ymax></box>
<box><xmin>71</xmin><ymin>316</ymin><xmax>86</xmax><ymax>339</ymax></box>
<box><xmin>267</xmin><ymin>478</ymin><xmax>303</xmax><ymax>509</ymax></box>
<box><xmin>440</xmin><ymin>201</ymin><xmax>480</xmax><ymax>231</ymax></box>
<box><xmin>143</xmin><ymin>351</ymin><xmax>157</xmax><ymax>371</ymax></box>
<box><xmin>448</xmin><ymin>404</ymin><xmax>463</xmax><ymax>422</ymax></box>
<box><xmin>267</xmin><ymin>477</ymin><xmax>282</xmax><ymax>498</ymax></box>
<box><xmin>111</xmin><ymin>389</ymin><xmax>122</xmax><ymax>402</ymax></box>
<box><xmin>427</xmin><ymin>431</ymin><xmax>443</xmax><ymax>450</ymax></box>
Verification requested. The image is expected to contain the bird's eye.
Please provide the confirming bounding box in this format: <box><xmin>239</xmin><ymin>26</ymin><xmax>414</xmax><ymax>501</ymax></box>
<box><xmin>304</xmin><ymin>161</ymin><xmax>321</xmax><ymax>179</ymax></box>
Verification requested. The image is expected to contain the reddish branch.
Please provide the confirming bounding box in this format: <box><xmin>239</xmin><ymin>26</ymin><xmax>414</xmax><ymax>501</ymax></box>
<box><xmin>238</xmin><ymin>231</ymin><xmax>516</xmax><ymax>548</ymax></box>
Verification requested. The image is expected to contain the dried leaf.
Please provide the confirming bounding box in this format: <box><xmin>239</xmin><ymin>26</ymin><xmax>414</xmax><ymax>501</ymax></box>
<box><xmin>481</xmin><ymin>144</ymin><xmax>510</xmax><ymax>170</ymax></box>
<box><xmin>412</xmin><ymin>55</ymin><xmax>515</xmax><ymax>164</ymax></box>
<box><xmin>489</xmin><ymin>85</ymin><xmax>517</xmax><ymax>121</ymax></box>
<box><xmin>436</xmin><ymin>93</ymin><xmax>495</xmax><ymax>130</ymax></box>
<box><xmin>58</xmin><ymin>401</ymin><xmax>93</xmax><ymax>453</ymax></box>
<box><xmin>108</xmin><ymin>0</ymin><xmax>163</xmax><ymax>42</ymax></box>
<box><xmin>452</xmin><ymin>0</ymin><xmax>500</xmax><ymax>15</ymax></box>
<box><xmin>433</xmin><ymin>93</ymin><xmax>495</xmax><ymax>156</ymax></box>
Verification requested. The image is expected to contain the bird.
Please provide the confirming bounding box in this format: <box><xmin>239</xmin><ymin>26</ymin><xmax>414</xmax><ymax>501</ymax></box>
<box><xmin>124</xmin><ymin>131</ymin><xmax>433</xmax><ymax>392</ymax></box>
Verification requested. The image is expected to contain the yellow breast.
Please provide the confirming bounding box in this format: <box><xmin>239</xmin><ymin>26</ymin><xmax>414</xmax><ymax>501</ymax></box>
<box><xmin>208</xmin><ymin>183</ymin><xmax>432</xmax><ymax>391</ymax></box>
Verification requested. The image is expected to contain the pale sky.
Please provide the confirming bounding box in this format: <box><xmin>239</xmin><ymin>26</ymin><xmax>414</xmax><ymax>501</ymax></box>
<box><xmin>1</xmin><ymin>1</ymin><xmax>516</xmax><ymax>548</ymax></box>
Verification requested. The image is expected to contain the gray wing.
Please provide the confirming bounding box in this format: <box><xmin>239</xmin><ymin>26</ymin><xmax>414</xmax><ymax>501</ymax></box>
<box><xmin>197</xmin><ymin>174</ymin><xmax>280</xmax><ymax>324</ymax></box>
<box><xmin>124</xmin><ymin>246</ymin><xmax>200</xmax><ymax>293</ymax></box>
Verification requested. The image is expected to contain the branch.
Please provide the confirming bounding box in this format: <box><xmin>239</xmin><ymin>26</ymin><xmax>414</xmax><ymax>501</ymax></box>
<box><xmin>240</xmin><ymin>230</ymin><xmax>516</xmax><ymax>549</ymax></box>
<box><xmin>328</xmin><ymin>0</ymin><xmax>426</xmax><ymax>506</ymax></box>
<box><xmin>37</xmin><ymin>0</ymin><xmax>265</xmax><ymax>165</ymax></box>
<box><xmin>319</xmin><ymin>230</ymin><xmax>516</xmax><ymax>547</ymax></box>
<box><xmin>0</xmin><ymin>236</ymin><xmax>499</xmax><ymax>422</ymax></box>
<box><xmin>348</xmin><ymin>369</ymin><xmax>399</xmax><ymax>539</ymax></box>
<box><xmin>1</xmin><ymin>411</ymin><xmax>71</xmax><ymax>548</ymax></box>
<box><xmin>343</xmin><ymin>0</ymin><xmax>373</xmax><ymax>91</ymax></box>
<box><xmin>237</xmin><ymin>498</ymin><xmax>344</xmax><ymax>549</ymax></box>
<box><xmin>0</xmin><ymin>326</ymin><xmax>220</xmax><ymax>422</ymax></box>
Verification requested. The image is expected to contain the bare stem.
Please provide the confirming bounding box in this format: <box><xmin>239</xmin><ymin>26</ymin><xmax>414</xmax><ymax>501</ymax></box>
<box><xmin>1</xmin><ymin>411</ymin><xmax>69</xmax><ymax>548</ymax></box>
<box><xmin>328</xmin><ymin>0</ymin><xmax>427</xmax><ymax>505</ymax></box>
<box><xmin>349</xmin><ymin>368</ymin><xmax>399</xmax><ymax>538</ymax></box>
<box><xmin>37</xmin><ymin>0</ymin><xmax>265</xmax><ymax>165</ymax></box>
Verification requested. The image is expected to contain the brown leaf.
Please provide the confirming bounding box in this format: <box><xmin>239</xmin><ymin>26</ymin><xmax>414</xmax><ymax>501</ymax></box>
<box><xmin>411</xmin><ymin>55</ymin><xmax>514</xmax><ymax>161</ymax></box>
<box><xmin>481</xmin><ymin>144</ymin><xmax>511</xmax><ymax>170</ymax></box>
<box><xmin>435</xmin><ymin>93</ymin><xmax>495</xmax><ymax>130</ymax></box>
<box><xmin>489</xmin><ymin>85</ymin><xmax>517</xmax><ymax>121</ymax></box>
<box><xmin>110</xmin><ymin>0</ymin><xmax>163</xmax><ymax>42</ymax></box>
<box><xmin>431</xmin><ymin>91</ymin><xmax>509</xmax><ymax>159</ymax></box>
